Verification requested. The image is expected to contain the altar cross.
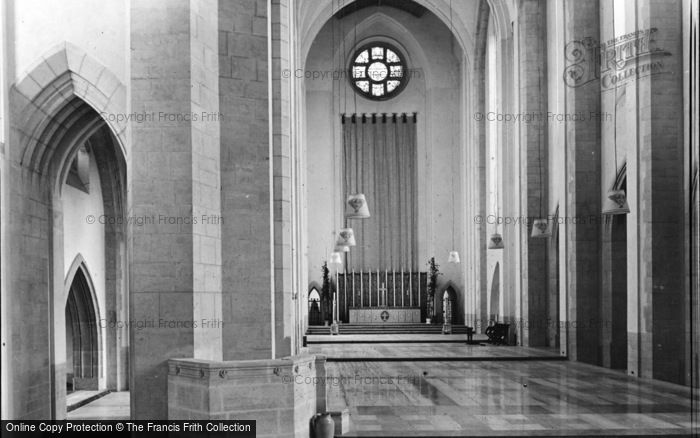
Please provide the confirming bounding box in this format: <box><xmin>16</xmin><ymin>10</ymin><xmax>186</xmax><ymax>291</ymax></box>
<box><xmin>378</xmin><ymin>283</ymin><xmax>388</xmax><ymax>307</ymax></box>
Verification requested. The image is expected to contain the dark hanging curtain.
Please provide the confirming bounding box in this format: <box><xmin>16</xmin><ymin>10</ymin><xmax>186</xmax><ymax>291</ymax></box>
<box><xmin>342</xmin><ymin>113</ymin><xmax>418</xmax><ymax>272</ymax></box>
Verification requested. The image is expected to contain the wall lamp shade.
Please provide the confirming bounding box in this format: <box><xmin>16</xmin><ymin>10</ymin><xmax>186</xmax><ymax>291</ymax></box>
<box><xmin>329</xmin><ymin>252</ymin><xmax>343</xmax><ymax>264</ymax></box>
<box><xmin>335</xmin><ymin>245</ymin><xmax>350</xmax><ymax>252</ymax></box>
<box><xmin>488</xmin><ymin>233</ymin><xmax>504</xmax><ymax>249</ymax></box>
<box><xmin>530</xmin><ymin>218</ymin><xmax>551</xmax><ymax>238</ymax></box>
<box><xmin>447</xmin><ymin>251</ymin><xmax>460</xmax><ymax>263</ymax></box>
<box><xmin>602</xmin><ymin>189</ymin><xmax>630</xmax><ymax>215</ymax></box>
<box><xmin>336</xmin><ymin>228</ymin><xmax>356</xmax><ymax>247</ymax></box>
<box><xmin>345</xmin><ymin>194</ymin><xmax>371</xmax><ymax>219</ymax></box>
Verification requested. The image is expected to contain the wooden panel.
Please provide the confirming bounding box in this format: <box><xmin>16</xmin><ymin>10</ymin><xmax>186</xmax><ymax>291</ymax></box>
<box><xmin>348</xmin><ymin>307</ymin><xmax>421</xmax><ymax>324</ymax></box>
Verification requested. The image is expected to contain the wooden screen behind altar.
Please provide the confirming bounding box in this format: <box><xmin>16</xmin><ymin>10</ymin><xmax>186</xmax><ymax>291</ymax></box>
<box><xmin>335</xmin><ymin>271</ymin><xmax>427</xmax><ymax>323</ymax></box>
<box><xmin>342</xmin><ymin>113</ymin><xmax>418</xmax><ymax>271</ymax></box>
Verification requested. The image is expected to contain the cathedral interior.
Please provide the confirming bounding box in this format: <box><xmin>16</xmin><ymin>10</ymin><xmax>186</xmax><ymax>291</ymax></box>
<box><xmin>0</xmin><ymin>0</ymin><xmax>699</xmax><ymax>437</ymax></box>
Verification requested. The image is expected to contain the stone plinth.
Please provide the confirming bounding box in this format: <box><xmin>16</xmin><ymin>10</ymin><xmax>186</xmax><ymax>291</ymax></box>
<box><xmin>330</xmin><ymin>409</ymin><xmax>350</xmax><ymax>435</ymax></box>
<box><xmin>168</xmin><ymin>355</ymin><xmax>327</xmax><ymax>437</ymax></box>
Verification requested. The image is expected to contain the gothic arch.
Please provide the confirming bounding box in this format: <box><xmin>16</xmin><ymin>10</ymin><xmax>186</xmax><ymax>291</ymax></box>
<box><xmin>298</xmin><ymin>0</ymin><xmax>513</xmax><ymax>67</ymax></box>
<box><xmin>4</xmin><ymin>43</ymin><xmax>128</xmax><ymax>418</ymax></box>
<box><xmin>10</xmin><ymin>42</ymin><xmax>127</xmax><ymax>175</ymax></box>
<box><xmin>436</xmin><ymin>280</ymin><xmax>460</xmax><ymax>324</ymax></box>
<box><xmin>308</xmin><ymin>281</ymin><xmax>323</xmax><ymax>295</ymax></box>
<box><xmin>312</xmin><ymin>11</ymin><xmax>436</xmax><ymax>91</ymax></box>
<box><xmin>64</xmin><ymin>261</ymin><xmax>101</xmax><ymax>391</ymax></box>
<box><xmin>64</xmin><ymin>254</ymin><xmax>98</xmax><ymax>308</ymax></box>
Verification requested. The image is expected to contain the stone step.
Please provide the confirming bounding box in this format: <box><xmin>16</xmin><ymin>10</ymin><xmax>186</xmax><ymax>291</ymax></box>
<box><xmin>306</xmin><ymin>324</ymin><xmax>473</xmax><ymax>335</ymax></box>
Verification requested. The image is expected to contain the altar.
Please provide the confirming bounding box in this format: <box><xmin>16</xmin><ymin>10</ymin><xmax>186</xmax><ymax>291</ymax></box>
<box><xmin>348</xmin><ymin>307</ymin><xmax>421</xmax><ymax>323</ymax></box>
<box><xmin>335</xmin><ymin>270</ymin><xmax>428</xmax><ymax>323</ymax></box>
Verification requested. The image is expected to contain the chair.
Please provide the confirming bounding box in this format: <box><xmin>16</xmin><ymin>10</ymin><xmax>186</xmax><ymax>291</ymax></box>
<box><xmin>485</xmin><ymin>323</ymin><xmax>509</xmax><ymax>345</ymax></box>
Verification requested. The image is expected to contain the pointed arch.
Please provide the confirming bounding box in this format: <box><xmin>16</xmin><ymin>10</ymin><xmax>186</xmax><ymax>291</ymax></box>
<box><xmin>438</xmin><ymin>280</ymin><xmax>460</xmax><ymax>324</ymax></box>
<box><xmin>9</xmin><ymin>42</ymin><xmax>127</xmax><ymax>175</ymax></box>
<box><xmin>328</xmin><ymin>12</ymin><xmax>435</xmax><ymax>90</ymax></box>
<box><xmin>308</xmin><ymin>281</ymin><xmax>323</xmax><ymax>295</ymax></box>
<box><xmin>64</xmin><ymin>254</ymin><xmax>101</xmax><ymax>322</ymax></box>
<box><xmin>299</xmin><ymin>0</ymin><xmax>488</xmax><ymax>67</ymax></box>
<box><xmin>64</xmin><ymin>255</ymin><xmax>102</xmax><ymax>391</ymax></box>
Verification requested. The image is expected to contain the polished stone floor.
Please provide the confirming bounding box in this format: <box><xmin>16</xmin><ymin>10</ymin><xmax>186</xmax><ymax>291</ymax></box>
<box><xmin>66</xmin><ymin>391</ymin><xmax>130</xmax><ymax>420</ymax></box>
<box><xmin>65</xmin><ymin>344</ymin><xmax>698</xmax><ymax>437</ymax></box>
<box><xmin>307</xmin><ymin>333</ymin><xmax>487</xmax><ymax>344</ymax></box>
<box><xmin>325</xmin><ymin>358</ymin><xmax>697</xmax><ymax>436</ymax></box>
<box><xmin>307</xmin><ymin>342</ymin><xmax>562</xmax><ymax>361</ymax></box>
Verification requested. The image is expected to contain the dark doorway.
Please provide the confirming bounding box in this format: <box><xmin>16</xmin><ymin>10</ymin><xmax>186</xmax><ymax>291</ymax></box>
<box><xmin>65</xmin><ymin>268</ymin><xmax>99</xmax><ymax>392</ymax></box>
<box><xmin>308</xmin><ymin>288</ymin><xmax>322</xmax><ymax>326</ymax></box>
<box><xmin>489</xmin><ymin>263</ymin><xmax>501</xmax><ymax>323</ymax></box>
<box><xmin>610</xmin><ymin>213</ymin><xmax>628</xmax><ymax>369</ymax></box>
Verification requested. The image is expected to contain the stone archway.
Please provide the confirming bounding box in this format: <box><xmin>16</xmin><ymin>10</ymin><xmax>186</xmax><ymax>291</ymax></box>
<box><xmin>308</xmin><ymin>286</ymin><xmax>323</xmax><ymax>326</ymax></box>
<box><xmin>65</xmin><ymin>265</ymin><xmax>101</xmax><ymax>392</ymax></box>
<box><xmin>4</xmin><ymin>44</ymin><xmax>128</xmax><ymax>419</ymax></box>
<box><xmin>436</xmin><ymin>283</ymin><xmax>459</xmax><ymax>325</ymax></box>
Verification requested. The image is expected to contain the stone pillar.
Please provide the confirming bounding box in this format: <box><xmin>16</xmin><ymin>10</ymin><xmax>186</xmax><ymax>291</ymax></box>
<box><xmin>690</xmin><ymin>0</ymin><xmax>700</xmax><ymax>390</ymax></box>
<box><xmin>562</xmin><ymin>0</ymin><xmax>602</xmax><ymax>364</ymax></box>
<box><xmin>270</xmin><ymin>0</ymin><xmax>295</xmax><ymax>359</ymax></box>
<box><xmin>517</xmin><ymin>0</ymin><xmax>549</xmax><ymax>347</ymax></box>
<box><xmin>465</xmin><ymin>3</ymin><xmax>489</xmax><ymax>332</ymax></box>
<box><xmin>218</xmin><ymin>0</ymin><xmax>279</xmax><ymax>360</ymax></box>
<box><xmin>626</xmin><ymin>0</ymin><xmax>686</xmax><ymax>383</ymax></box>
<box><xmin>219</xmin><ymin>0</ymin><xmax>294</xmax><ymax>360</ymax></box>
<box><xmin>129</xmin><ymin>0</ymin><xmax>223</xmax><ymax>419</ymax></box>
<box><xmin>499</xmin><ymin>35</ymin><xmax>518</xmax><ymax>339</ymax></box>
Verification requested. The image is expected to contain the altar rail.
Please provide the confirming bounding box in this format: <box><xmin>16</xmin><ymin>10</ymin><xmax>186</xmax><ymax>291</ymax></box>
<box><xmin>335</xmin><ymin>271</ymin><xmax>427</xmax><ymax>323</ymax></box>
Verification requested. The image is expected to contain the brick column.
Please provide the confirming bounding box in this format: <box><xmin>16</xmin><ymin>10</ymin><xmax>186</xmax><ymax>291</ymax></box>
<box><xmin>563</xmin><ymin>0</ymin><xmax>602</xmax><ymax>364</ymax></box>
<box><xmin>129</xmin><ymin>0</ymin><xmax>222</xmax><ymax>419</ymax></box>
<box><xmin>518</xmin><ymin>0</ymin><xmax>549</xmax><ymax>347</ymax></box>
